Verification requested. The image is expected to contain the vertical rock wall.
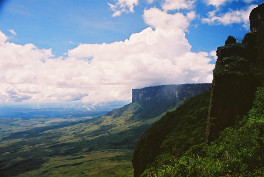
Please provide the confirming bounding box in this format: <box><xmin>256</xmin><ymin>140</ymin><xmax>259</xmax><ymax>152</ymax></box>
<box><xmin>206</xmin><ymin>3</ymin><xmax>264</xmax><ymax>144</ymax></box>
<box><xmin>132</xmin><ymin>84</ymin><xmax>211</xmax><ymax>106</ymax></box>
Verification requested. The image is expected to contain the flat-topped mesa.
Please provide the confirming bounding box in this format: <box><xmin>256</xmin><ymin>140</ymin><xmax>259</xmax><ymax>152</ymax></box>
<box><xmin>250</xmin><ymin>3</ymin><xmax>264</xmax><ymax>33</ymax></box>
<box><xmin>132</xmin><ymin>84</ymin><xmax>211</xmax><ymax>106</ymax></box>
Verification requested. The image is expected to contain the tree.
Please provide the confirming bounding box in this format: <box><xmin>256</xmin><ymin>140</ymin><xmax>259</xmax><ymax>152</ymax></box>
<box><xmin>225</xmin><ymin>36</ymin><xmax>236</xmax><ymax>45</ymax></box>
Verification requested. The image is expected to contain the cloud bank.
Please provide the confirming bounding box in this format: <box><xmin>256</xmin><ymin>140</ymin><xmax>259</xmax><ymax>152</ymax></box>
<box><xmin>0</xmin><ymin>7</ymin><xmax>214</xmax><ymax>104</ymax></box>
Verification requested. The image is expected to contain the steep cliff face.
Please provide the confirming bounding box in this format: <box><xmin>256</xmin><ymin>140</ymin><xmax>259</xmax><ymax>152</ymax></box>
<box><xmin>132</xmin><ymin>84</ymin><xmax>211</xmax><ymax>105</ymax></box>
<box><xmin>132</xmin><ymin>91</ymin><xmax>211</xmax><ymax>177</ymax></box>
<box><xmin>206</xmin><ymin>3</ymin><xmax>264</xmax><ymax>143</ymax></box>
<box><xmin>250</xmin><ymin>3</ymin><xmax>264</xmax><ymax>33</ymax></box>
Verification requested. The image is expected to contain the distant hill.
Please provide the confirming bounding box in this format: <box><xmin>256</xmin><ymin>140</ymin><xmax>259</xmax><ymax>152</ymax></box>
<box><xmin>0</xmin><ymin>83</ymin><xmax>210</xmax><ymax>177</ymax></box>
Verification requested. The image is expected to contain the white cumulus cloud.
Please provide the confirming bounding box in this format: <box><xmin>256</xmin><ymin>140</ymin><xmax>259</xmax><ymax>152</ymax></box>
<box><xmin>202</xmin><ymin>4</ymin><xmax>257</xmax><ymax>28</ymax></box>
<box><xmin>204</xmin><ymin>0</ymin><xmax>231</xmax><ymax>7</ymax></box>
<box><xmin>8</xmin><ymin>29</ymin><xmax>16</xmax><ymax>36</ymax></box>
<box><xmin>146</xmin><ymin>0</ymin><xmax>154</xmax><ymax>4</ymax></box>
<box><xmin>204</xmin><ymin>0</ymin><xmax>257</xmax><ymax>7</ymax></box>
<box><xmin>108</xmin><ymin>0</ymin><xmax>139</xmax><ymax>17</ymax></box>
<box><xmin>0</xmin><ymin>8</ymin><xmax>214</xmax><ymax>105</ymax></box>
<box><xmin>209</xmin><ymin>50</ymin><xmax>217</xmax><ymax>60</ymax></box>
<box><xmin>0</xmin><ymin>31</ymin><xmax>8</xmax><ymax>44</ymax></box>
<box><xmin>162</xmin><ymin>0</ymin><xmax>195</xmax><ymax>11</ymax></box>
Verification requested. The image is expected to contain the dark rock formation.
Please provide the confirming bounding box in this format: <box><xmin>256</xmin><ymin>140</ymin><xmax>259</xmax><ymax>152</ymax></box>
<box><xmin>132</xmin><ymin>84</ymin><xmax>211</xmax><ymax>105</ymax></box>
<box><xmin>206</xmin><ymin>3</ymin><xmax>264</xmax><ymax>144</ymax></box>
<box><xmin>250</xmin><ymin>3</ymin><xmax>264</xmax><ymax>33</ymax></box>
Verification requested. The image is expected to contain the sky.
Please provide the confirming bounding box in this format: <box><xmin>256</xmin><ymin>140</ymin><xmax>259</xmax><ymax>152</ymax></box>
<box><xmin>0</xmin><ymin>0</ymin><xmax>262</xmax><ymax>107</ymax></box>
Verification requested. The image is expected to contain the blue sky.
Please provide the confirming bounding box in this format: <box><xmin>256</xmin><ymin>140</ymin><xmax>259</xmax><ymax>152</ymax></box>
<box><xmin>0</xmin><ymin>0</ymin><xmax>262</xmax><ymax>106</ymax></box>
<box><xmin>0</xmin><ymin>0</ymin><xmax>148</xmax><ymax>56</ymax></box>
<box><xmin>0</xmin><ymin>0</ymin><xmax>260</xmax><ymax>55</ymax></box>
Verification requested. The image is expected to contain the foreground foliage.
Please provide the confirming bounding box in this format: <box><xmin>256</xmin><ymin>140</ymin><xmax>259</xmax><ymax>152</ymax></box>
<box><xmin>141</xmin><ymin>86</ymin><xmax>264</xmax><ymax>176</ymax></box>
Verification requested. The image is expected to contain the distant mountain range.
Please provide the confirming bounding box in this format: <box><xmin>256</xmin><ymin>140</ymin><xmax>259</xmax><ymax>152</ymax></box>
<box><xmin>0</xmin><ymin>100</ymin><xmax>129</xmax><ymax>119</ymax></box>
<box><xmin>0</xmin><ymin>107</ymin><xmax>107</xmax><ymax>119</ymax></box>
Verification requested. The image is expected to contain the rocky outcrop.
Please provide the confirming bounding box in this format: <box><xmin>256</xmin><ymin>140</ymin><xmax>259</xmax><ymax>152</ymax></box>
<box><xmin>132</xmin><ymin>84</ymin><xmax>211</xmax><ymax>105</ymax></box>
<box><xmin>206</xmin><ymin>3</ymin><xmax>264</xmax><ymax>144</ymax></box>
<box><xmin>250</xmin><ymin>3</ymin><xmax>264</xmax><ymax>33</ymax></box>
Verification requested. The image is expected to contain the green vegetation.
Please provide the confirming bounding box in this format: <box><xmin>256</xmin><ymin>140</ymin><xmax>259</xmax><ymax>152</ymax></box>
<box><xmin>225</xmin><ymin>35</ymin><xmax>236</xmax><ymax>45</ymax></box>
<box><xmin>0</xmin><ymin>101</ymin><xmax>172</xmax><ymax>176</ymax></box>
<box><xmin>0</xmin><ymin>108</ymin><xmax>106</xmax><ymax>139</ymax></box>
<box><xmin>17</xmin><ymin>150</ymin><xmax>133</xmax><ymax>177</ymax></box>
<box><xmin>133</xmin><ymin>91</ymin><xmax>211</xmax><ymax>177</ymax></box>
<box><xmin>139</xmin><ymin>85</ymin><xmax>264</xmax><ymax>176</ymax></box>
<box><xmin>1</xmin><ymin>84</ymin><xmax>210</xmax><ymax>176</ymax></box>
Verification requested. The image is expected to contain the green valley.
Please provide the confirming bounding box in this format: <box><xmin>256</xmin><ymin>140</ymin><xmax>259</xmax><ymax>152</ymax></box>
<box><xmin>0</xmin><ymin>84</ymin><xmax>210</xmax><ymax>176</ymax></box>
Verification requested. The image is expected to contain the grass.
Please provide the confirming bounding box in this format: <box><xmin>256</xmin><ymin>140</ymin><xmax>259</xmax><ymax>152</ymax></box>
<box><xmin>17</xmin><ymin>150</ymin><xmax>133</xmax><ymax>177</ymax></box>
